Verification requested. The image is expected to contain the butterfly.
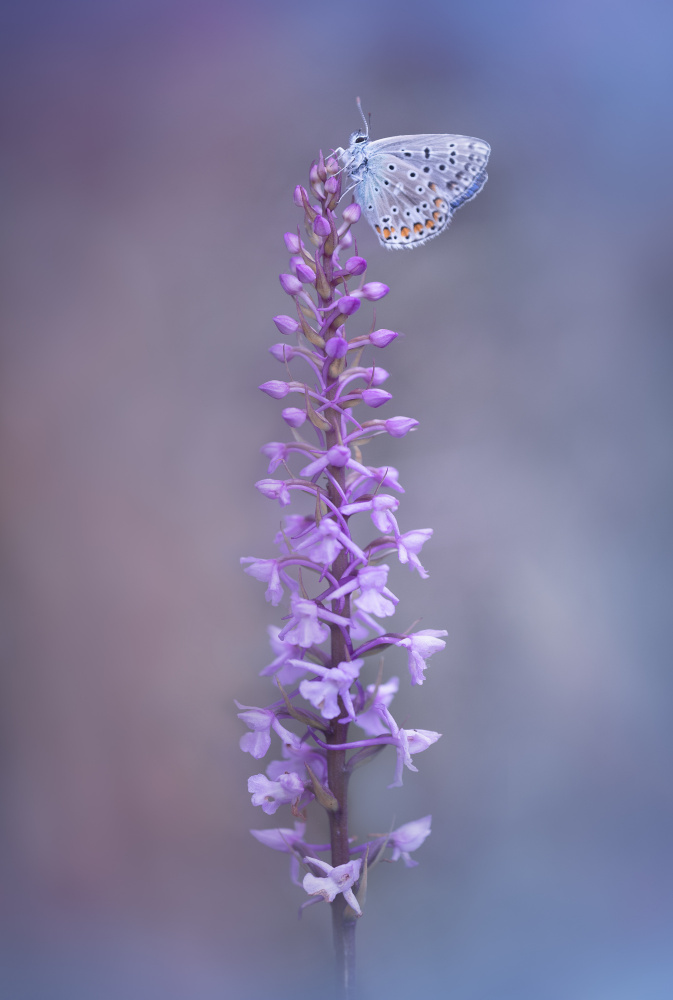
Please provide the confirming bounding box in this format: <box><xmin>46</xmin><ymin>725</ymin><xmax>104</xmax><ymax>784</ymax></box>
<box><xmin>335</xmin><ymin>100</ymin><xmax>490</xmax><ymax>249</ymax></box>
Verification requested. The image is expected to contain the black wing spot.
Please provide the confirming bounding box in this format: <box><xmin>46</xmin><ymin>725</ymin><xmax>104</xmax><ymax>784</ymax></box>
<box><xmin>438</xmin><ymin>163</ymin><xmax>446</xmax><ymax>171</ymax></box>
<box><xmin>416</xmin><ymin>185</ymin><xmax>424</xmax><ymax>193</ymax></box>
<box><xmin>391</xmin><ymin>206</ymin><xmax>398</xmax><ymax>213</ymax></box>
<box><xmin>404</xmin><ymin>151</ymin><xmax>412</xmax><ymax>157</ymax></box>
<box><xmin>383</xmin><ymin>179</ymin><xmax>390</xmax><ymax>186</ymax></box>
<box><xmin>409</xmin><ymin>171</ymin><xmax>417</xmax><ymax>178</ymax></box>
<box><xmin>424</xmin><ymin>147</ymin><xmax>431</xmax><ymax>158</ymax></box>
<box><xmin>387</xmin><ymin>163</ymin><xmax>396</xmax><ymax>171</ymax></box>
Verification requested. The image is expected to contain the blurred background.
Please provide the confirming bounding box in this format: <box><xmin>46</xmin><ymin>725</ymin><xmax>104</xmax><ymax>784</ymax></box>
<box><xmin>1</xmin><ymin>0</ymin><xmax>672</xmax><ymax>997</ymax></box>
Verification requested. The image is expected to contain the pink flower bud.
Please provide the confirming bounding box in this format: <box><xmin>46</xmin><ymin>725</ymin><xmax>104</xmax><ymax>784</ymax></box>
<box><xmin>293</xmin><ymin>185</ymin><xmax>306</xmax><ymax>207</ymax></box>
<box><xmin>295</xmin><ymin>261</ymin><xmax>316</xmax><ymax>283</ymax></box>
<box><xmin>325</xmin><ymin>335</ymin><xmax>348</xmax><ymax>359</ymax></box>
<box><xmin>345</xmin><ymin>256</ymin><xmax>367</xmax><ymax>276</ymax></box>
<box><xmin>273</xmin><ymin>315</ymin><xmax>301</xmax><ymax>336</ymax></box>
<box><xmin>259</xmin><ymin>380</ymin><xmax>290</xmax><ymax>399</ymax></box>
<box><xmin>282</xmin><ymin>407</ymin><xmax>307</xmax><ymax>427</ymax></box>
<box><xmin>313</xmin><ymin>215</ymin><xmax>331</xmax><ymax>237</ymax></box>
<box><xmin>268</xmin><ymin>343</ymin><xmax>296</xmax><ymax>362</ymax></box>
<box><xmin>369</xmin><ymin>328</ymin><xmax>399</xmax><ymax>347</ymax></box>
<box><xmin>284</xmin><ymin>232</ymin><xmax>302</xmax><ymax>253</ymax></box>
<box><xmin>342</xmin><ymin>203</ymin><xmax>361</xmax><ymax>224</ymax></box>
<box><xmin>360</xmin><ymin>282</ymin><xmax>389</xmax><ymax>301</ymax></box>
<box><xmin>365</xmin><ymin>366</ymin><xmax>390</xmax><ymax>386</ymax></box>
<box><xmin>279</xmin><ymin>273</ymin><xmax>303</xmax><ymax>295</ymax></box>
<box><xmin>362</xmin><ymin>388</ymin><xmax>393</xmax><ymax>408</ymax></box>
<box><xmin>326</xmin><ymin>445</ymin><xmax>351</xmax><ymax>467</ymax></box>
<box><xmin>385</xmin><ymin>416</ymin><xmax>419</xmax><ymax>437</ymax></box>
<box><xmin>337</xmin><ymin>296</ymin><xmax>361</xmax><ymax>316</ymax></box>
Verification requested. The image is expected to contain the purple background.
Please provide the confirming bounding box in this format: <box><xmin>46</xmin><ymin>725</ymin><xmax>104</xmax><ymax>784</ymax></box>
<box><xmin>2</xmin><ymin>1</ymin><xmax>672</xmax><ymax>997</ymax></box>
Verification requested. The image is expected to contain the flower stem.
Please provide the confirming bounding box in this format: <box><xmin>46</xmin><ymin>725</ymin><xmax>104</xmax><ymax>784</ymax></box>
<box><xmin>325</xmin><ymin>433</ymin><xmax>357</xmax><ymax>993</ymax></box>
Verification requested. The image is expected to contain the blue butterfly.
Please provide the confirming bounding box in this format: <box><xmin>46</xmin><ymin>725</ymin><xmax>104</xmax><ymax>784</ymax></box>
<box><xmin>335</xmin><ymin>101</ymin><xmax>490</xmax><ymax>249</ymax></box>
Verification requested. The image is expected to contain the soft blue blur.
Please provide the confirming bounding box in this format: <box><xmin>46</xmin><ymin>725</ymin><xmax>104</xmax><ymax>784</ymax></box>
<box><xmin>2</xmin><ymin>1</ymin><xmax>672</xmax><ymax>997</ymax></box>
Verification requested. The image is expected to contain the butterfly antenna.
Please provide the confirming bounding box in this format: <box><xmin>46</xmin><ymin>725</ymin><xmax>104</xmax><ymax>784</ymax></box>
<box><xmin>355</xmin><ymin>96</ymin><xmax>369</xmax><ymax>137</ymax></box>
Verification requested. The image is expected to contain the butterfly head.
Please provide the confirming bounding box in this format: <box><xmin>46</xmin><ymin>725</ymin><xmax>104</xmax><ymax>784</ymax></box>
<box><xmin>349</xmin><ymin>129</ymin><xmax>368</xmax><ymax>147</ymax></box>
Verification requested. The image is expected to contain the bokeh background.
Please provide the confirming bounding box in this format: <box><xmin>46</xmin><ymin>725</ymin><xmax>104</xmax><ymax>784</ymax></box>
<box><xmin>2</xmin><ymin>1</ymin><xmax>672</xmax><ymax>997</ymax></box>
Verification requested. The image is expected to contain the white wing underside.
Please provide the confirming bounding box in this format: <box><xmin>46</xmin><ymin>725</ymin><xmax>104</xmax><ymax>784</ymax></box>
<box><xmin>342</xmin><ymin>133</ymin><xmax>490</xmax><ymax>249</ymax></box>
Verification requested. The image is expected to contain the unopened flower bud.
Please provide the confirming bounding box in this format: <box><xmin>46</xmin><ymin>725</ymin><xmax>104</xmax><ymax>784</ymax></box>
<box><xmin>313</xmin><ymin>215</ymin><xmax>331</xmax><ymax>238</ymax></box>
<box><xmin>325</xmin><ymin>156</ymin><xmax>339</xmax><ymax>175</ymax></box>
<box><xmin>385</xmin><ymin>416</ymin><xmax>419</xmax><ymax>437</ymax></box>
<box><xmin>259</xmin><ymin>380</ymin><xmax>291</xmax><ymax>399</ymax></box>
<box><xmin>325</xmin><ymin>335</ymin><xmax>348</xmax><ymax>359</ymax></box>
<box><xmin>279</xmin><ymin>273</ymin><xmax>303</xmax><ymax>296</ymax></box>
<box><xmin>362</xmin><ymin>388</ymin><xmax>393</xmax><ymax>408</ymax></box>
<box><xmin>337</xmin><ymin>296</ymin><xmax>361</xmax><ymax>316</ymax></box>
<box><xmin>284</xmin><ymin>232</ymin><xmax>302</xmax><ymax>253</ymax></box>
<box><xmin>360</xmin><ymin>282</ymin><xmax>389</xmax><ymax>301</ymax></box>
<box><xmin>269</xmin><ymin>343</ymin><xmax>296</xmax><ymax>362</ymax></box>
<box><xmin>365</xmin><ymin>366</ymin><xmax>390</xmax><ymax>386</ymax></box>
<box><xmin>293</xmin><ymin>185</ymin><xmax>306</xmax><ymax>207</ymax></box>
<box><xmin>282</xmin><ymin>407</ymin><xmax>307</xmax><ymax>427</ymax></box>
<box><xmin>295</xmin><ymin>261</ymin><xmax>316</xmax><ymax>284</ymax></box>
<box><xmin>273</xmin><ymin>315</ymin><xmax>301</xmax><ymax>336</ymax></box>
<box><xmin>325</xmin><ymin>176</ymin><xmax>339</xmax><ymax>195</ymax></box>
<box><xmin>345</xmin><ymin>256</ymin><xmax>367</xmax><ymax>276</ymax></box>
<box><xmin>342</xmin><ymin>203</ymin><xmax>361</xmax><ymax>224</ymax></box>
<box><xmin>369</xmin><ymin>328</ymin><xmax>399</xmax><ymax>347</ymax></box>
<box><xmin>326</xmin><ymin>445</ymin><xmax>351</xmax><ymax>467</ymax></box>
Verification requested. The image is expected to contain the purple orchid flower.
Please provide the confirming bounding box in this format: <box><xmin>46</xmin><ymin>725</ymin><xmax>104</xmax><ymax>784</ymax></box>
<box><xmin>235</xmin><ymin>141</ymin><xmax>469</xmax><ymax>993</ymax></box>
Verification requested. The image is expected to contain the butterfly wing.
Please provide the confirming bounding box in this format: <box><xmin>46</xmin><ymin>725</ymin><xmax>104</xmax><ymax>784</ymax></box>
<box><xmin>354</xmin><ymin>134</ymin><xmax>490</xmax><ymax>249</ymax></box>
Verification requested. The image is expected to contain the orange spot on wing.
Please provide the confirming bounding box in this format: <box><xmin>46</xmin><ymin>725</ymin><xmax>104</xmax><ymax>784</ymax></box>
<box><xmin>425</xmin><ymin>219</ymin><xmax>435</xmax><ymax>229</ymax></box>
<box><xmin>413</xmin><ymin>222</ymin><xmax>424</xmax><ymax>233</ymax></box>
<box><xmin>383</xmin><ymin>227</ymin><xmax>391</xmax><ymax>239</ymax></box>
<box><xmin>401</xmin><ymin>226</ymin><xmax>410</xmax><ymax>237</ymax></box>
<box><xmin>375</xmin><ymin>225</ymin><xmax>381</xmax><ymax>234</ymax></box>
<box><xmin>433</xmin><ymin>211</ymin><xmax>442</xmax><ymax>221</ymax></box>
<box><xmin>428</xmin><ymin>182</ymin><xmax>437</xmax><ymax>192</ymax></box>
<box><xmin>434</xmin><ymin>198</ymin><xmax>443</xmax><ymax>207</ymax></box>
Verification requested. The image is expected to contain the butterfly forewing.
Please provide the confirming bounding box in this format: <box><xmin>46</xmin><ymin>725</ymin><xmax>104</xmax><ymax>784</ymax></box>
<box><xmin>343</xmin><ymin>132</ymin><xmax>490</xmax><ymax>250</ymax></box>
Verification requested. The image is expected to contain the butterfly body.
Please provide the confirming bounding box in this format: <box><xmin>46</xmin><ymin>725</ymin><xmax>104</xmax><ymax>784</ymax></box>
<box><xmin>336</xmin><ymin>128</ymin><xmax>490</xmax><ymax>249</ymax></box>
